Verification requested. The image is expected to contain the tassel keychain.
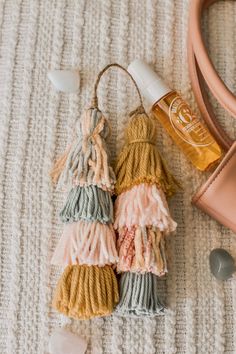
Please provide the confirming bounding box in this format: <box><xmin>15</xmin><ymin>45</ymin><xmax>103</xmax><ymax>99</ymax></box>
<box><xmin>114</xmin><ymin>92</ymin><xmax>179</xmax><ymax>316</ymax></box>
<box><xmin>50</xmin><ymin>65</ymin><xmax>132</xmax><ymax>320</ymax></box>
<box><xmin>50</xmin><ymin>62</ymin><xmax>178</xmax><ymax>319</ymax></box>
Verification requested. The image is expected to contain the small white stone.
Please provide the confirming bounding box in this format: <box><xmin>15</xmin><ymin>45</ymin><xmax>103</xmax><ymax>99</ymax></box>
<box><xmin>48</xmin><ymin>70</ymin><xmax>80</xmax><ymax>93</ymax></box>
<box><xmin>48</xmin><ymin>328</ymin><xmax>87</xmax><ymax>354</ymax></box>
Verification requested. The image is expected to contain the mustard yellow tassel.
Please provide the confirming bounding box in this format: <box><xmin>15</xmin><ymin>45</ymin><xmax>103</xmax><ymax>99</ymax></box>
<box><xmin>115</xmin><ymin>112</ymin><xmax>179</xmax><ymax>196</ymax></box>
<box><xmin>52</xmin><ymin>265</ymin><xmax>119</xmax><ymax>320</ymax></box>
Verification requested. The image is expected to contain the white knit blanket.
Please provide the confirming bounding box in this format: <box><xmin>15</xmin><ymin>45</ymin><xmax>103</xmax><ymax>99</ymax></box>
<box><xmin>0</xmin><ymin>1</ymin><xmax>236</xmax><ymax>353</ymax></box>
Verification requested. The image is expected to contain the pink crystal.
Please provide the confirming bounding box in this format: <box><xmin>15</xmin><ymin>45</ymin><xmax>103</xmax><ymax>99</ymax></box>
<box><xmin>49</xmin><ymin>328</ymin><xmax>87</xmax><ymax>354</ymax></box>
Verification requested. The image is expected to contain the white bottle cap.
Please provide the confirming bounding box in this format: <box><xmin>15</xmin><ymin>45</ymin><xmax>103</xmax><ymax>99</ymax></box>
<box><xmin>127</xmin><ymin>59</ymin><xmax>172</xmax><ymax>108</ymax></box>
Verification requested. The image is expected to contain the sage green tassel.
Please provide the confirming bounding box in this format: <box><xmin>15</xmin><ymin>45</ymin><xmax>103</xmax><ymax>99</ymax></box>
<box><xmin>115</xmin><ymin>272</ymin><xmax>165</xmax><ymax>317</ymax></box>
<box><xmin>60</xmin><ymin>185</ymin><xmax>113</xmax><ymax>224</ymax></box>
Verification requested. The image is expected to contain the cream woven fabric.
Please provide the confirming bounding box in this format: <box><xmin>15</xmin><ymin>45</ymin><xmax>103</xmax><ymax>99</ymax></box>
<box><xmin>0</xmin><ymin>1</ymin><xmax>236</xmax><ymax>353</ymax></box>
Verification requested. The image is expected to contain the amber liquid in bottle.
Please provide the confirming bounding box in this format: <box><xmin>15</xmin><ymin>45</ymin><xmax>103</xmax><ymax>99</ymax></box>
<box><xmin>152</xmin><ymin>91</ymin><xmax>222</xmax><ymax>171</ymax></box>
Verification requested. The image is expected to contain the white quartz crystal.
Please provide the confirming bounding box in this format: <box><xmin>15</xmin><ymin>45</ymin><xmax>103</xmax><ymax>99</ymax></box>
<box><xmin>48</xmin><ymin>70</ymin><xmax>80</xmax><ymax>93</ymax></box>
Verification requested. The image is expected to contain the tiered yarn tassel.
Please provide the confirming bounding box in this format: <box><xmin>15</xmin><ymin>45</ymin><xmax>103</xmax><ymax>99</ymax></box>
<box><xmin>116</xmin><ymin>272</ymin><xmax>165</xmax><ymax>317</ymax></box>
<box><xmin>117</xmin><ymin>226</ymin><xmax>168</xmax><ymax>275</ymax></box>
<box><xmin>114</xmin><ymin>183</ymin><xmax>176</xmax><ymax>231</ymax></box>
<box><xmin>51</xmin><ymin>221</ymin><xmax>118</xmax><ymax>266</ymax></box>
<box><xmin>115</xmin><ymin>111</ymin><xmax>179</xmax><ymax>196</ymax></box>
<box><xmin>60</xmin><ymin>185</ymin><xmax>113</xmax><ymax>224</ymax></box>
<box><xmin>52</xmin><ymin>265</ymin><xmax>119</xmax><ymax>320</ymax></box>
<box><xmin>52</xmin><ymin>108</ymin><xmax>116</xmax><ymax>191</ymax></box>
<box><xmin>114</xmin><ymin>109</ymin><xmax>178</xmax><ymax>316</ymax></box>
<box><xmin>51</xmin><ymin>107</ymin><xmax>119</xmax><ymax>320</ymax></box>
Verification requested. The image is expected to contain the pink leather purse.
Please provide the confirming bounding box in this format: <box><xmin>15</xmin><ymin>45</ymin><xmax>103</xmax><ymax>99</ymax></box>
<box><xmin>188</xmin><ymin>0</ymin><xmax>236</xmax><ymax>233</ymax></box>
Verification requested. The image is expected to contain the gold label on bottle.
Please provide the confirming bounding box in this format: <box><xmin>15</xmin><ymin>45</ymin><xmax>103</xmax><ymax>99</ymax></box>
<box><xmin>169</xmin><ymin>96</ymin><xmax>213</xmax><ymax>147</ymax></box>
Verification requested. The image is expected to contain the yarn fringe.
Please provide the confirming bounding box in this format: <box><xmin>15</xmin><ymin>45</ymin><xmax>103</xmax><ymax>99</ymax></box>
<box><xmin>115</xmin><ymin>272</ymin><xmax>165</xmax><ymax>317</ymax></box>
<box><xmin>60</xmin><ymin>185</ymin><xmax>113</xmax><ymax>224</ymax></box>
<box><xmin>115</xmin><ymin>113</ymin><xmax>179</xmax><ymax>196</ymax></box>
<box><xmin>52</xmin><ymin>265</ymin><xmax>119</xmax><ymax>320</ymax></box>
<box><xmin>53</xmin><ymin>108</ymin><xmax>116</xmax><ymax>191</ymax></box>
<box><xmin>50</xmin><ymin>145</ymin><xmax>72</xmax><ymax>185</ymax></box>
<box><xmin>114</xmin><ymin>183</ymin><xmax>177</xmax><ymax>231</ymax></box>
<box><xmin>51</xmin><ymin>220</ymin><xmax>118</xmax><ymax>267</ymax></box>
<box><xmin>117</xmin><ymin>226</ymin><xmax>168</xmax><ymax>276</ymax></box>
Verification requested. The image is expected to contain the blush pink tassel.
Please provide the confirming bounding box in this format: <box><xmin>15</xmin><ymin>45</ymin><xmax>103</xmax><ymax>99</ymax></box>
<box><xmin>117</xmin><ymin>226</ymin><xmax>168</xmax><ymax>276</ymax></box>
<box><xmin>51</xmin><ymin>221</ymin><xmax>118</xmax><ymax>266</ymax></box>
<box><xmin>114</xmin><ymin>183</ymin><xmax>177</xmax><ymax>232</ymax></box>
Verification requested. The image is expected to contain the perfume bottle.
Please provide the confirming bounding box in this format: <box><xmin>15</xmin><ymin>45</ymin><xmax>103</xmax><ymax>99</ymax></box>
<box><xmin>128</xmin><ymin>60</ymin><xmax>222</xmax><ymax>171</ymax></box>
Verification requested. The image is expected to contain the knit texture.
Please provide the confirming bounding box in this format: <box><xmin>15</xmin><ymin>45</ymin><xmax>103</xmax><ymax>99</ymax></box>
<box><xmin>0</xmin><ymin>0</ymin><xmax>236</xmax><ymax>353</ymax></box>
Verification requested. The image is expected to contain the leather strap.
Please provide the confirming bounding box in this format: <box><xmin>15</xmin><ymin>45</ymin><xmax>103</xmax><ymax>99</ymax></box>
<box><xmin>188</xmin><ymin>0</ymin><xmax>236</xmax><ymax>150</ymax></box>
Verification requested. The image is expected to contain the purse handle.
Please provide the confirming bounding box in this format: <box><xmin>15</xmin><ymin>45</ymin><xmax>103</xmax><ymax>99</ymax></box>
<box><xmin>188</xmin><ymin>0</ymin><xmax>236</xmax><ymax>150</ymax></box>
